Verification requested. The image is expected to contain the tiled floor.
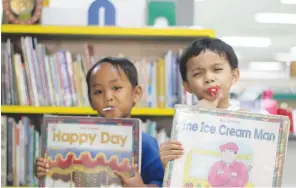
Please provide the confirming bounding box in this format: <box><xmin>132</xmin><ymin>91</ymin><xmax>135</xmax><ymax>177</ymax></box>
<box><xmin>282</xmin><ymin>140</ymin><xmax>296</xmax><ymax>187</ymax></box>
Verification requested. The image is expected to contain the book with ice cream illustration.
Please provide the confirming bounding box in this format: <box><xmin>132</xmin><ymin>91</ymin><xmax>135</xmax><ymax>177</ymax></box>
<box><xmin>39</xmin><ymin>115</ymin><xmax>141</xmax><ymax>187</ymax></box>
<box><xmin>163</xmin><ymin>104</ymin><xmax>290</xmax><ymax>187</ymax></box>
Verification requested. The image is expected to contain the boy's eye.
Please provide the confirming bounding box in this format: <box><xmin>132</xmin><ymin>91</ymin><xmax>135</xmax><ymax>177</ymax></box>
<box><xmin>214</xmin><ymin>68</ymin><xmax>223</xmax><ymax>72</ymax></box>
<box><xmin>193</xmin><ymin>73</ymin><xmax>201</xmax><ymax>77</ymax></box>
<box><xmin>112</xmin><ymin>86</ymin><xmax>122</xmax><ymax>91</ymax></box>
<box><xmin>94</xmin><ymin>90</ymin><xmax>102</xmax><ymax>95</ymax></box>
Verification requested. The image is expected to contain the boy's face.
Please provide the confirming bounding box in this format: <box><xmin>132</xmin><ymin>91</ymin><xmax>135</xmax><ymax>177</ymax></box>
<box><xmin>183</xmin><ymin>50</ymin><xmax>239</xmax><ymax>107</ymax></box>
<box><xmin>89</xmin><ymin>63</ymin><xmax>142</xmax><ymax>118</ymax></box>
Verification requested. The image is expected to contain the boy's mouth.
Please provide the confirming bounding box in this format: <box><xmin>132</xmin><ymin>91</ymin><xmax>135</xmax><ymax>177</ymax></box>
<box><xmin>207</xmin><ymin>85</ymin><xmax>220</xmax><ymax>97</ymax></box>
<box><xmin>102</xmin><ymin>106</ymin><xmax>115</xmax><ymax>112</ymax></box>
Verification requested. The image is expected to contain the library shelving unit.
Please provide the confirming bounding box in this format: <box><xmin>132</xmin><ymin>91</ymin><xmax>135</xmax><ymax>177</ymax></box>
<box><xmin>1</xmin><ymin>24</ymin><xmax>215</xmax><ymax>116</ymax></box>
<box><xmin>1</xmin><ymin>105</ymin><xmax>175</xmax><ymax>116</ymax></box>
<box><xmin>1</xmin><ymin>24</ymin><xmax>215</xmax><ymax>187</ymax></box>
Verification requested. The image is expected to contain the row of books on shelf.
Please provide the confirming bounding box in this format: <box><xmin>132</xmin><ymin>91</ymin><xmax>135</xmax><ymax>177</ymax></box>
<box><xmin>1</xmin><ymin>37</ymin><xmax>197</xmax><ymax>108</ymax></box>
<box><xmin>0</xmin><ymin>115</ymin><xmax>168</xmax><ymax>187</ymax></box>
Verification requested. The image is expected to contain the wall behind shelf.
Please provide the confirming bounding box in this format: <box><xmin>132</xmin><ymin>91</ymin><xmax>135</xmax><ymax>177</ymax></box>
<box><xmin>30</xmin><ymin>38</ymin><xmax>191</xmax><ymax>59</ymax></box>
<box><xmin>43</xmin><ymin>0</ymin><xmax>195</xmax><ymax>27</ymax></box>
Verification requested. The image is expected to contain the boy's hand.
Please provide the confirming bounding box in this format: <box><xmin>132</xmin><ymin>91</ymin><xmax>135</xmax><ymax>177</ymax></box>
<box><xmin>197</xmin><ymin>92</ymin><xmax>224</xmax><ymax>109</ymax></box>
<box><xmin>36</xmin><ymin>157</ymin><xmax>50</xmax><ymax>178</ymax></box>
<box><xmin>159</xmin><ymin>140</ymin><xmax>184</xmax><ymax>168</ymax></box>
<box><xmin>115</xmin><ymin>165</ymin><xmax>146</xmax><ymax>187</ymax></box>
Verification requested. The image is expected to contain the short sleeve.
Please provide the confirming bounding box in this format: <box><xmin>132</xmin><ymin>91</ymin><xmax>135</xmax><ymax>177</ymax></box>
<box><xmin>140</xmin><ymin>133</ymin><xmax>164</xmax><ymax>187</ymax></box>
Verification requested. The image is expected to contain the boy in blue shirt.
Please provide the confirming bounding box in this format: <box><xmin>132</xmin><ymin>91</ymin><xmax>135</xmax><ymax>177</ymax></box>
<box><xmin>160</xmin><ymin>37</ymin><xmax>243</xmax><ymax>168</ymax></box>
<box><xmin>36</xmin><ymin>57</ymin><xmax>164</xmax><ymax>187</ymax></box>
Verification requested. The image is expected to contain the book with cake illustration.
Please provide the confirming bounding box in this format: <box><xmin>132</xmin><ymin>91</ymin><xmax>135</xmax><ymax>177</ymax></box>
<box><xmin>39</xmin><ymin>115</ymin><xmax>141</xmax><ymax>187</ymax></box>
<box><xmin>163</xmin><ymin>104</ymin><xmax>290</xmax><ymax>188</ymax></box>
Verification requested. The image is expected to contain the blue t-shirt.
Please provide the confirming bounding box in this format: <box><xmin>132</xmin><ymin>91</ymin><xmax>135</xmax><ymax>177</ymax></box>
<box><xmin>141</xmin><ymin>132</ymin><xmax>164</xmax><ymax>187</ymax></box>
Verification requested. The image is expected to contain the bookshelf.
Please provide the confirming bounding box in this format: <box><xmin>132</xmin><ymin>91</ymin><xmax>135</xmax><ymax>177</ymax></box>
<box><xmin>2</xmin><ymin>24</ymin><xmax>215</xmax><ymax>38</ymax></box>
<box><xmin>1</xmin><ymin>24</ymin><xmax>215</xmax><ymax>111</ymax></box>
<box><xmin>1</xmin><ymin>24</ymin><xmax>215</xmax><ymax>187</ymax></box>
<box><xmin>1</xmin><ymin>105</ymin><xmax>174</xmax><ymax>116</ymax></box>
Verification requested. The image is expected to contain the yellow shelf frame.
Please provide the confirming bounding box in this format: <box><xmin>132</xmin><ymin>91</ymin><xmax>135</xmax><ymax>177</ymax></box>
<box><xmin>1</xmin><ymin>24</ymin><xmax>215</xmax><ymax>38</ymax></box>
<box><xmin>1</xmin><ymin>106</ymin><xmax>174</xmax><ymax>116</ymax></box>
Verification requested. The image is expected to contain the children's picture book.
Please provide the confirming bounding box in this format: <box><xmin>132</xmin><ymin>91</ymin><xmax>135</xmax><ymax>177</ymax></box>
<box><xmin>39</xmin><ymin>115</ymin><xmax>141</xmax><ymax>187</ymax></box>
<box><xmin>163</xmin><ymin>104</ymin><xmax>290</xmax><ymax>187</ymax></box>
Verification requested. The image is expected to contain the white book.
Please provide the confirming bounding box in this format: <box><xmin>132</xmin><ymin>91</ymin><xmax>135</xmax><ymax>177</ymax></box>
<box><xmin>163</xmin><ymin>104</ymin><xmax>290</xmax><ymax>187</ymax></box>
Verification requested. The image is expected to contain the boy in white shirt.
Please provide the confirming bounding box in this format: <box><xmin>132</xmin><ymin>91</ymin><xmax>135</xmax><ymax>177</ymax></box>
<box><xmin>160</xmin><ymin>37</ymin><xmax>246</xmax><ymax>167</ymax></box>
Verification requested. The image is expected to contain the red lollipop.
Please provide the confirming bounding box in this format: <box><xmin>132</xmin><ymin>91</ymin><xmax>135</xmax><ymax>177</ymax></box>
<box><xmin>207</xmin><ymin>86</ymin><xmax>220</xmax><ymax>97</ymax></box>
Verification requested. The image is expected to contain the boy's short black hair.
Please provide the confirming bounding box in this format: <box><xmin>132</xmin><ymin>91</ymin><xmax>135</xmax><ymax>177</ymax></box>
<box><xmin>179</xmin><ymin>37</ymin><xmax>238</xmax><ymax>81</ymax></box>
<box><xmin>86</xmin><ymin>57</ymin><xmax>138</xmax><ymax>102</ymax></box>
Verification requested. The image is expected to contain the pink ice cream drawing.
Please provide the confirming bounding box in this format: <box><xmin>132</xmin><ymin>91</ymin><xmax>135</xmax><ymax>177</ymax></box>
<box><xmin>208</xmin><ymin>142</ymin><xmax>252</xmax><ymax>187</ymax></box>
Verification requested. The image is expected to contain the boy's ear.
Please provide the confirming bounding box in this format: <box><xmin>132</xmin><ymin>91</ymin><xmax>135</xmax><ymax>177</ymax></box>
<box><xmin>132</xmin><ymin>85</ymin><xmax>143</xmax><ymax>105</ymax></box>
<box><xmin>183</xmin><ymin>81</ymin><xmax>193</xmax><ymax>93</ymax></box>
<box><xmin>231</xmin><ymin>68</ymin><xmax>240</xmax><ymax>85</ymax></box>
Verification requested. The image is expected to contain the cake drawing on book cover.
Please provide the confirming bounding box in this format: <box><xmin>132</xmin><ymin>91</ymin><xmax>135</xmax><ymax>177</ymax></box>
<box><xmin>163</xmin><ymin>104</ymin><xmax>290</xmax><ymax>187</ymax></box>
<box><xmin>39</xmin><ymin>115</ymin><xmax>141</xmax><ymax>187</ymax></box>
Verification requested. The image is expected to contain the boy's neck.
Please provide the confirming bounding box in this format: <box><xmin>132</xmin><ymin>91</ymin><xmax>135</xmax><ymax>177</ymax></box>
<box><xmin>217</xmin><ymin>99</ymin><xmax>231</xmax><ymax>109</ymax></box>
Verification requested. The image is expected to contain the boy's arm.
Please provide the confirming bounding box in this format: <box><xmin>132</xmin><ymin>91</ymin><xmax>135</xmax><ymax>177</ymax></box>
<box><xmin>141</xmin><ymin>133</ymin><xmax>164</xmax><ymax>187</ymax></box>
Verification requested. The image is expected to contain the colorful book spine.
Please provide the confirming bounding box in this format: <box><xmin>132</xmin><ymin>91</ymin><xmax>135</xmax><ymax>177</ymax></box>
<box><xmin>1</xmin><ymin>116</ymin><xmax>7</xmax><ymax>186</ymax></box>
<box><xmin>2</xmin><ymin>37</ymin><xmax>197</xmax><ymax>108</ymax></box>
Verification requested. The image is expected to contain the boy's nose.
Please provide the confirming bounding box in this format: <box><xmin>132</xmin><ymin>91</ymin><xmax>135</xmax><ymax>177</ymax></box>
<box><xmin>204</xmin><ymin>76</ymin><xmax>215</xmax><ymax>84</ymax></box>
<box><xmin>104</xmin><ymin>91</ymin><xmax>114</xmax><ymax>102</ymax></box>
<box><xmin>204</xmin><ymin>72</ymin><xmax>216</xmax><ymax>83</ymax></box>
<box><xmin>205</xmin><ymin>79</ymin><xmax>215</xmax><ymax>84</ymax></box>
<box><xmin>105</xmin><ymin>97</ymin><xmax>113</xmax><ymax>102</ymax></box>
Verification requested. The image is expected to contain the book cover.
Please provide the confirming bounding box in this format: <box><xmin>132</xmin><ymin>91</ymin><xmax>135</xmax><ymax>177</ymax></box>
<box><xmin>163</xmin><ymin>104</ymin><xmax>290</xmax><ymax>187</ymax></box>
<box><xmin>39</xmin><ymin>115</ymin><xmax>141</xmax><ymax>187</ymax></box>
